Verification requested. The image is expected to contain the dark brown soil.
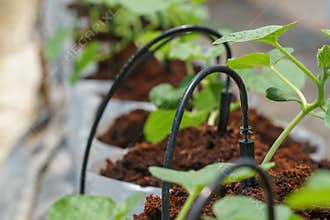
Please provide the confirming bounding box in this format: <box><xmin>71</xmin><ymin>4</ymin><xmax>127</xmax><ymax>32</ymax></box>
<box><xmin>99</xmin><ymin>108</ymin><xmax>330</xmax><ymax>219</ymax></box>
<box><xmin>98</xmin><ymin>109</ymin><xmax>150</xmax><ymax>148</ymax></box>
<box><xmin>100</xmin><ymin>120</ymin><xmax>321</xmax><ymax>186</ymax></box>
<box><xmin>133</xmin><ymin>165</ymin><xmax>330</xmax><ymax>220</ymax></box>
<box><xmin>85</xmin><ymin>44</ymin><xmax>191</xmax><ymax>101</ymax></box>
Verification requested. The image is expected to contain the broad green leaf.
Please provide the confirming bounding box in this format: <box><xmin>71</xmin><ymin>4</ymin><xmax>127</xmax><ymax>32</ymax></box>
<box><xmin>144</xmin><ymin>109</ymin><xmax>207</xmax><ymax>143</ymax></box>
<box><xmin>192</xmin><ymin>81</ymin><xmax>225</xmax><ymax>112</ymax></box>
<box><xmin>321</xmin><ymin>29</ymin><xmax>330</xmax><ymax>39</ymax></box>
<box><xmin>273</xmin><ymin>60</ymin><xmax>306</xmax><ymax>91</ymax></box>
<box><xmin>317</xmin><ymin>45</ymin><xmax>330</xmax><ymax>73</ymax></box>
<box><xmin>48</xmin><ymin>195</ymin><xmax>115</xmax><ymax>220</ymax></box>
<box><xmin>149</xmin><ymin>84</ymin><xmax>186</xmax><ymax>109</ymax></box>
<box><xmin>214</xmin><ymin>22</ymin><xmax>296</xmax><ymax>45</ymax></box>
<box><xmin>266</xmin><ymin>87</ymin><xmax>301</xmax><ymax>103</ymax></box>
<box><xmin>168</xmin><ymin>40</ymin><xmax>204</xmax><ymax>61</ymax></box>
<box><xmin>46</xmin><ymin>28</ymin><xmax>72</xmax><ymax>61</ymax></box>
<box><xmin>70</xmin><ymin>42</ymin><xmax>100</xmax><ymax>84</ymax></box>
<box><xmin>267</xmin><ymin>48</ymin><xmax>294</xmax><ymax>64</ymax></box>
<box><xmin>238</xmin><ymin>60</ymin><xmax>305</xmax><ymax>94</ymax></box>
<box><xmin>284</xmin><ymin>170</ymin><xmax>330</xmax><ymax>209</ymax></box>
<box><xmin>214</xmin><ymin>196</ymin><xmax>303</xmax><ymax>220</ymax></box>
<box><xmin>114</xmin><ymin>193</ymin><xmax>142</xmax><ymax>220</ymax></box>
<box><xmin>227</xmin><ymin>53</ymin><xmax>270</xmax><ymax>69</ymax></box>
<box><xmin>325</xmin><ymin>99</ymin><xmax>330</xmax><ymax>128</ymax></box>
<box><xmin>149</xmin><ymin>162</ymin><xmax>274</xmax><ymax>194</ymax></box>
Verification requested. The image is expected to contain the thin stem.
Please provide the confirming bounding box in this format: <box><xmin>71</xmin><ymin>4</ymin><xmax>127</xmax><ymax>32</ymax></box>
<box><xmin>274</xmin><ymin>41</ymin><xmax>318</xmax><ymax>84</ymax></box>
<box><xmin>208</xmin><ymin>111</ymin><xmax>219</xmax><ymax>126</ymax></box>
<box><xmin>262</xmin><ymin>110</ymin><xmax>307</xmax><ymax>164</ymax></box>
<box><xmin>176</xmin><ymin>190</ymin><xmax>200</xmax><ymax>220</ymax></box>
<box><xmin>270</xmin><ymin>65</ymin><xmax>307</xmax><ymax>106</ymax></box>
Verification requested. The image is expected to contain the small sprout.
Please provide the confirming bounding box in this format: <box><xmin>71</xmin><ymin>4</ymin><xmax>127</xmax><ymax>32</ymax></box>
<box><xmin>317</xmin><ymin>45</ymin><xmax>330</xmax><ymax>75</ymax></box>
<box><xmin>48</xmin><ymin>193</ymin><xmax>142</xmax><ymax>220</ymax></box>
<box><xmin>145</xmin><ymin>74</ymin><xmax>225</xmax><ymax>143</ymax></box>
<box><xmin>284</xmin><ymin>170</ymin><xmax>330</xmax><ymax>209</ymax></box>
<box><xmin>213</xmin><ymin>196</ymin><xmax>303</xmax><ymax>220</ymax></box>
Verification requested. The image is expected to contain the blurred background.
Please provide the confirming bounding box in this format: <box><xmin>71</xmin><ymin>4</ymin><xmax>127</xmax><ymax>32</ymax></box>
<box><xmin>0</xmin><ymin>0</ymin><xmax>329</xmax><ymax>219</ymax></box>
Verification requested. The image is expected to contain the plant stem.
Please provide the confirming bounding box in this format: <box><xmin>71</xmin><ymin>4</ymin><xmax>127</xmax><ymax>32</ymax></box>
<box><xmin>270</xmin><ymin>65</ymin><xmax>307</xmax><ymax>106</ymax></box>
<box><xmin>274</xmin><ymin>41</ymin><xmax>318</xmax><ymax>84</ymax></box>
<box><xmin>262</xmin><ymin>110</ymin><xmax>307</xmax><ymax>164</ymax></box>
<box><xmin>176</xmin><ymin>190</ymin><xmax>200</xmax><ymax>220</ymax></box>
<box><xmin>208</xmin><ymin>111</ymin><xmax>219</xmax><ymax>126</ymax></box>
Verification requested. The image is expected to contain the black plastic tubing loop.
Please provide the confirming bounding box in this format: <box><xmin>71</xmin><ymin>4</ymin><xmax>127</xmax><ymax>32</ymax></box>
<box><xmin>79</xmin><ymin>25</ymin><xmax>232</xmax><ymax>194</ymax></box>
<box><xmin>185</xmin><ymin>159</ymin><xmax>275</xmax><ymax>220</ymax></box>
<box><xmin>161</xmin><ymin>66</ymin><xmax>250</xmax><ymax>220</ymax></box>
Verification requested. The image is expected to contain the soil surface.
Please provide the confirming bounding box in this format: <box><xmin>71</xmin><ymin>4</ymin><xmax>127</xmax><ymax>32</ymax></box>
<box><xmin>98</xmin><ymin>109</ymin><xmax>150</xmax><ymax>148</ymax></box>
<box><xmin>85</xmin><ymin>44</ymin><xmax>190</xmax><ymax>101</ymax></box>
<box><xmin>98</xmin><ymin>108</ymin><xmax>317</xmax><ymax>152</ymax></box>
<box><xmin>99</xmin><ymin>108</ymin><xmax>330</xmax><ymax>219</ymax></box>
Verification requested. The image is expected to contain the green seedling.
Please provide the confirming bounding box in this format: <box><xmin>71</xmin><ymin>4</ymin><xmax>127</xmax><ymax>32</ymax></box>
<box><xmin>149</xmin><ymin>162</ymin><xmax>275</xmax><ymax>220</ymax></box>
<box><xmin>144</xmin><ymin>71</ymin><xmax>238</xmax><ymax>143</ymax></box>
<box><xmin>48</xmin><ymin>193</ymin><xmax>142</xmax><ymax>220</ymax></box>
<box><xmin>215</xmin><ymin>23</ymin><xmax>330</xmax><ymax>164</ymax></box>
<box><xmin>47</xmin><ymin>0</ymin><xmax>210</xmax><ymax>83</ymax></box>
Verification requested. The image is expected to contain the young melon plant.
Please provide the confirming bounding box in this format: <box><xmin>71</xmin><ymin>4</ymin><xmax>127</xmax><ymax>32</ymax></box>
<box><xmin>214</xmin><ymin>23</ymin><xmax>330</xmax><ymax>164</ymax></box>
<box><xmin>46</xmin><ymin>0</ymin><xmax>213</xmax><ymax>83</ymax></box>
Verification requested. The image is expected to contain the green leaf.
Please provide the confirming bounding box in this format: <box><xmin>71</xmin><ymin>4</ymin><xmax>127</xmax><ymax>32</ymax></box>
<box><xmin>149</xmin><ymin>162</ymin><xmax>274</xmax><ymax>194</ymax></box>
<box><xmin>114</xmin><ymin>193</ymin><xmax>142</xmax><ymax>220</ymax></box>
<box><xmin>325</xmin><ymin>99</ymin><xmax>330</xmax><ymax>128</ymax></box>
<box><xmin>238</xmin><ymin>60</ymin><xmax>305</xmax><ymax>94</ymax></box>
<box><xmin>227</xmin><ymin>53</ymin><xmax>270</xmax><ymax>69</ymax></box>
<box><xmin>149</xmin><ymin>84</ymin><xmax>186</xmax><ymax>109</ymax></box>
<box><xmin>192</xmin><ymin>81</ymin><xmax>225</xmax><ymax>112</ymax></box>
<box><xmin>45</xmin><ymin>28</ymin><xmax>72</xmax><ymax>61</ymax></box>
<box><xmin>144</xmin><ymin>109</ymin><xmax>208</xmax><ymax>143</ymax></box>
<box><xmin>214</xmin><ymin>22</ymin><xmax>297</xmax><ymax>45</ymax></box>
<box><xmin>317</xmin><ymin>45</ymin><xmax>330</xmax><ymax>73</ymax></box>
<box><xmin>213</xmin><ymin>196</ymin><xmax>303</xmax><ymax>220</ymax></box>
<box><xmin>48</xmin><ymin>195</ymin><xmax>116</xmax><ymax>220</ymax></box>
<box><xmin>321</xmin><ymin>29</ymin><xmax>330</xmax><ymax>39</ymax></box>
<box><xmin>168</xmin><ymin>40</ymin><xmax>204</xmax><ymax>61</ymax></box>
<box><xmin>266</xmin><ymin>87</ymin><xmax>301</xmax><ymax>103</ymax></box>
<box><xmin>70</xmin><ymin>42</ymin><xmax>100</xmax><ymax>85</ymax></box>
<box><xmin>284</xmin><ymin>170</ymin><xmax>330</xmax><ymax>209</ymax></box>
<box><xmin>267</xmin><ymin>48</ymin><xmax>294</xmax><ymax>64</ymax></box>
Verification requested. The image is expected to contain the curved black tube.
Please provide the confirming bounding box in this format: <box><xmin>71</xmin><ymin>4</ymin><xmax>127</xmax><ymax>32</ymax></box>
<box><xmin>186</xmin><ymin>159</ymin><xmax>275</xmax><ymax>220</ymax></box>
<box><xmin>161</xmin><ymin>66</ymin><xmax>253</xmax><ymax>220</ymax></box>
<box><xmin>79</xmin><ymin>25</ymin><xmax>232</xmax><ymax>194</ymax></box>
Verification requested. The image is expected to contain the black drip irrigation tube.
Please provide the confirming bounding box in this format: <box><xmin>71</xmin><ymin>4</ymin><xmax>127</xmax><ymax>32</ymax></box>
<box><xmin>79</xmin><ymin>25</ymin><xmax>232</xmax><ymax>194</ymax></box>
<box><xmin>186</xmin><ymin>159</ymin><xmax>275</xmax><ymax>220</ymax></box>
<box><xmin>161</xmin><ymin>65</ymin><xmax>255</xmax><ymax>220</ymax></box>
